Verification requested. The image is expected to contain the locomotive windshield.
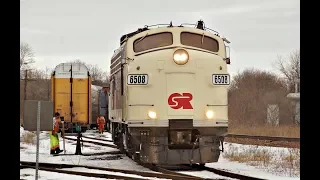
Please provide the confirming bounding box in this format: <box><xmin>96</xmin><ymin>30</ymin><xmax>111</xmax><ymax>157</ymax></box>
<box><xmin>133</xmin><ymin>32</ymin><xmax>173</xmax><ymax>53</ymax></box>
<box><xmin>180</xmin><ymin>32</ymin><xmax>219</xmax><ymax>52</ymax></box>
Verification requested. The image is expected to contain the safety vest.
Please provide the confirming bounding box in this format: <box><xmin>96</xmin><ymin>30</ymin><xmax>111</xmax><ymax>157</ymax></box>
<box><xmin>99</xmin><ymin>117</ymin><xmax>105</xmax><ymax>124</ymax></box>
<box><xmin>53</xmin><ymin>120</ymin><xmax>60</xmax><ymax>133</ymax></box>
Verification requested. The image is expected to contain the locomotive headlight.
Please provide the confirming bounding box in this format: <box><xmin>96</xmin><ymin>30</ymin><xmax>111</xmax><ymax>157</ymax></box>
<box><xmin>148</xmin><ymin>111</ymin><xmax>157</xmax><ymax>119</ymax></box>
<box><xmin>173</xmin><ymin>49</ymin><xmax>189</xmax><ymax>65</ymax></box>
<box><xmin>205</xmin><ymin>110</ymin><xmax>214</xmax><ymax>119</ymax></box>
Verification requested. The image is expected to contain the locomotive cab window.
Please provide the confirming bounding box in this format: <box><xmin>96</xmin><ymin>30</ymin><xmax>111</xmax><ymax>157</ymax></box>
<box><xmin>180</xmin><ymin>32</ymin><xmax>219</xmax><ymax>52</ymax></box>
<box><xmin>133</xmin><ymin>32</ymin><xmax>173</xmax><ymax>53</ymax></box>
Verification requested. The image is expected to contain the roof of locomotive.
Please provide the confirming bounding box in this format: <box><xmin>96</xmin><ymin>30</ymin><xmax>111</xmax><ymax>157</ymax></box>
<box><xmin>119</xmin><ymin>20</ymin><xmax>230</xmax><ymax>46</ymax></box>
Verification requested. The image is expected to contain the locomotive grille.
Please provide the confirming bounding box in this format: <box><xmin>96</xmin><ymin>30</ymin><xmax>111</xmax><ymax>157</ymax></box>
<box><xmin>168</xmin><ymin>119</ymin><xmax>199</xmax><ymax>149</ymax></box>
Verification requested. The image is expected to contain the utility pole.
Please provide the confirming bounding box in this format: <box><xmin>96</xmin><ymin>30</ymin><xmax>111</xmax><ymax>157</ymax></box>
<box><xmin>24</xmin><ymin>69</ymin><xmax>28</xmax><ymax>101</ymax></box>
<box><xmin>69</xmin><ymin>64</ymin><xmax>73</xmax><ymax>133</ymax></box>
<box><xmin>45</xmin><ymin>67</ymin><xmax>51</xmax><ymax>101</ymax></box>
<box><xmin>47</xmin><ymin>78</ymin><xmax>50</xmax><ymax>100</ymax></box>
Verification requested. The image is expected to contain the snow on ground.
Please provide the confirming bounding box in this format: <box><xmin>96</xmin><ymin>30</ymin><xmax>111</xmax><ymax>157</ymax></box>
<box><xmin>178</xmin><ymin>170</ymin><xmax>237</xmax><ymax>180</ymax></box>
<box><xmin>64</xmin><ymin>167</ymin><xmax>167</xmax><ymax>180</ymax></box>
<box><xmin>204</xmin><ymin>157</ymin><xmax>298</xmax><ymax>180</ymax></box>
<box><xmin>21</xmin><ymin>168</ymin><xmax>168</xmax><ymax>180</ymax></box>
<box><xmin>180</xmin><ymin>142</ymin><xmax>300</xmax><ymax>180</ymax></box>
<box><xmin>207</xmin><ymin>142</ymin><xmax>300</xmax><ymax>180</ymax></box>
<box><xmin>83</xmin><ymin>130</ymin><xmax>113</xmax><ymax>140</ymax></box>
<box><xmin>80</xmin><ymin>131</ymin><xmax>300</xmax><ymax>179</ymax></box>
<box><xmin>20</xmin><ymin>127</ymin><xmax>300</xmax><ymax>180</ymax></box>
<box><xmin>20</xmin><ymin>127</ymin><xmax>154</xmax><ymax>180</ymax></box>
<box><xmin>21</xmin><ymin>168</ymin><xmax>108</xmax><ymax>180</ymax></box>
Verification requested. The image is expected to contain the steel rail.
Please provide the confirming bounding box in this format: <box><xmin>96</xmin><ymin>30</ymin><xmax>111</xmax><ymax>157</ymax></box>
<box><xmin>20</xmin><ymin>161</ymin><xmax>206</xmax><ymax>180</ymax></box>
<box><xmin>63</xmin><ymin>136</ymin><xmax>118</xmax><ymax>148</ymax></box>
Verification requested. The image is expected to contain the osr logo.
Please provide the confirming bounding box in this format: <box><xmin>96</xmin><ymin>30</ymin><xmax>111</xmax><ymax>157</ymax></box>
<box><xmin>168</xmin><ymin>93</ymin><xmax>193</xmax><ymax>109</ymax></box>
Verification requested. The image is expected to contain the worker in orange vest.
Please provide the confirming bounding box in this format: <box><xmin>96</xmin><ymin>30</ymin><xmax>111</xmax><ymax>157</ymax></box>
<box><xmin>96</xmin><ymin>115</ymin><xmax>106</xmax><ymax>134</ymax></box>
<box><xmin>50</xmin><ymin>112</ymin><xmax>63</xmax><ymax>154</ymax></box>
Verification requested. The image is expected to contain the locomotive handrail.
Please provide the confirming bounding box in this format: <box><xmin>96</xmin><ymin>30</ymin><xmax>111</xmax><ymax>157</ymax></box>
<box><xmin>142</xmin><ymin>22</ymin><xmax>221</xmax><ymax>36</ymax></box>
<box><xmin>144</xmin><ymin>23</ymin><xmax>172</xmax><ymax>28</ymax></box>
<box><xmin>179</xmin><ymin>23</ymin><xmax>220</xmax><ymax>35</ymax></box>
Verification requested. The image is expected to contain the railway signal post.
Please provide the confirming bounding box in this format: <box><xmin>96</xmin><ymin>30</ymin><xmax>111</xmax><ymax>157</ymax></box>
<box><xmin>75</xmin><ymin>124</ymin><xmax>83</xmax><ymax>155</ymax></box>
<box><xmin>61</xmin><ymin>116</ymin><xmax>66</xmax><ymax>154</ymax></box>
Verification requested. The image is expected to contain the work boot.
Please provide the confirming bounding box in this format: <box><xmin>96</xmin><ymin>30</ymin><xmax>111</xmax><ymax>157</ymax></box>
<box><xmin>50</xmin><ymin>150</ymin><xmax>55</xmax><ymax>155</ymax></box>
<box><xmin>55</xmin><ymin>147</ymin><xmax>63</xmax><ymax>154</ymax></box>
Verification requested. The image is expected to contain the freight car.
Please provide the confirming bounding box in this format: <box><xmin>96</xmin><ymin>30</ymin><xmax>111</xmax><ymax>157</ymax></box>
<box><xmin>51</xmin><ymin>63</ymin><xmax>92</xmax><ymax>133</ymax></box>
<box><xmin>91</xmin><ymin>86</ymin><xmax>110</xmax><ymax>129</ymax></box>
<box><xmin>109</xmin><ymin>20</ymin><xmax>231</xmax><ymax>165</ymax></box>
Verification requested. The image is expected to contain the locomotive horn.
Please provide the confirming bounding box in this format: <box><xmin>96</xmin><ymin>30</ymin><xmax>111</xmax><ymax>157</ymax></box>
<box><xmin>196</xmin><ymin>20</ymin><xmax>205</xmax><ymax>30</ymax></box>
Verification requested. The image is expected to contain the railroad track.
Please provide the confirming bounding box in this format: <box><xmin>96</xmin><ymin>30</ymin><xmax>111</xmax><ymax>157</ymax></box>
<box><xmin>20</xmin><ymin>161</ymin><xmax>216</xmax><ymax>180</ymax></box>
<box><xmin>62</xmin><ymin>134</ymin><xmax>269</xmax><ymax>179</ymax></box>
<box><xmin>189</xmin><ymin>164</ymin><xmax>266</xmax><ymax>180</ymax></box>
<box><xmin>80</xmin><ymin>134</ymin><xmax>267</xmax><ymax>180</ymax></box>
<box><xmin>21</xmin><ymin>164</ymin><xmax>150</xmax><ymax>180</ymax></box>
<box><xmin>51</xmin><ymin>151</ymin><xmax>122</xmax><ymax>156</ymax></box>
<box><xmin>81</xmin><ymin>135</ymin><xmax>114</xmax><ymax>142</ymax></box>
<box><xmin>226</xmin><ymin>134</ymin><xmax>300</xmax><ymax>142</ymax></box>
<box><xmin>82</xmin><ymin>132</ymin><xmax>300</xmax><ymax>143</ymax></box>
<box><xmin>63</xmin><ymin>136</ymin><xmax>118</xmax><ymax>149</ymax></box>
<box><xmin>62</xmin><ymin>137</ymin><xmax>207</xmax><ymax>179</ymax></box>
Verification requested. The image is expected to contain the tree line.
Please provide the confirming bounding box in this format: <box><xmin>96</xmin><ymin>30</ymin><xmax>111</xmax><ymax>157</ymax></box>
<box><xmin>20</xmin><ymin>42</ymin><xmax>109</xmax><ymax>122</ymax></box>
<box><xmin>20</xmin><ymin>42</ymin><xmax>300</xmax><ymax>126</ymax></box>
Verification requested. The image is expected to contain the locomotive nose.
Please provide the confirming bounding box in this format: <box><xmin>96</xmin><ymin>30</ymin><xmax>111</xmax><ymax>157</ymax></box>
<box><xmin>166</xmin><ymin>73</ymin><xmax>195</xmax><ymax>117</ymax></box>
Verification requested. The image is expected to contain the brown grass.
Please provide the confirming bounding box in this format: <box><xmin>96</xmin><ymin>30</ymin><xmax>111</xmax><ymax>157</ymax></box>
<box><xmin>223</xmin><ymin>144</ymin><xmax>300</xmax><ymax>177</ymax></box>
<box><xmin>224</xmin><ymin>145</ymin><xmax>272</xmax><ymax>165</ymax></box>
<box><xmin>225</xmin><ymin>137</ymin><xmax>300</xmax><ymax>149</ymax></box>
<box><xmin>228</xmin><ymin>124</ymin><xmax>300</xmax><ymax>138</ymax></box>
<box><xmin>21</xmin><ymin>132</ymin><xmax>36</xmax><ymax>144</ymax></box>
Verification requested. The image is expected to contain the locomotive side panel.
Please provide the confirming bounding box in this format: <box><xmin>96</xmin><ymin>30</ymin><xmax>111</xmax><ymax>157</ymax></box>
<box><xmin>109</xmin><ymin>44</ymin><xmax>126</xmax><ymax>123</ymax></box>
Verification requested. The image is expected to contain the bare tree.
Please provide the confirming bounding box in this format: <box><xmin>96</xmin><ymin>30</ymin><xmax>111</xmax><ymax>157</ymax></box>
<box><xmin>275</xmin><ymin>49</ymin><xmax>300</xmax><ymax>92</ymax></box>
<box><xmin>103</xmin><ymin>71</ymin><xmax>111</xmax><ymax>85</ymax></box>
<box><xmin>68</xmin><ymin>59</ymin><xmax>109</xmax><ymax>86</ymax></box>
<box><xmin>20</xmin><ymin>42</ymin><xmax>35</xmax><ymax>70</ymax></box>
<box><xmin>71</xmin><ymin>59</ymin><xmax>84</xmax><ymax>65</ymax></box>
<box><xmin>228</xmin><ymin>68</ymin><xmax>293</xmax><ymax>126</ymax></box>
<box><xmin>44</xmin><ymin>67</ymin><xmax>53</xmax><ymax>79</ymax></box>
<box><xmin>87</xmin><ymin>64</ymin><xmax>104</xmax><ymax>82</ymax></box>
<box><xmin>20</xmin><ymin>68</ymin><xmax>51</xmax><ymax>120</ymax></box>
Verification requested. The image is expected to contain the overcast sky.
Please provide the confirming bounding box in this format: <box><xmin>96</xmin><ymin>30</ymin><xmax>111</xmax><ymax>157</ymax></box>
<box><xmin>20</xmin><ymin>0</ymin><xmax>300</xmax><ymax>76</ymax></box>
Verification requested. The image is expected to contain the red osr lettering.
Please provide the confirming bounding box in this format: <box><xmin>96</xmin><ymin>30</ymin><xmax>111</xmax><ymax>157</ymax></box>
<box><xmin>168</xmin><ymin>93</ymin><xmax>193</xmax><ymax>109</ymax></box>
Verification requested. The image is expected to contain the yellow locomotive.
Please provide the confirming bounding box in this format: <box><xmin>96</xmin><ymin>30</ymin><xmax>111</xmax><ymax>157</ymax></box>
<box><xmin>109</xmin><ymin>20</ymin><xmax>231</xmax><ymax>165</ymax></box>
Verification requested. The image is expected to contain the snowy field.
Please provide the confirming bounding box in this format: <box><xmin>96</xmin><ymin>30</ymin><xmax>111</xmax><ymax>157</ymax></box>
<box><xmin>20</xmin><ymin>127</ymin><xmax>300</xmax><ymax>180</ymax></box>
